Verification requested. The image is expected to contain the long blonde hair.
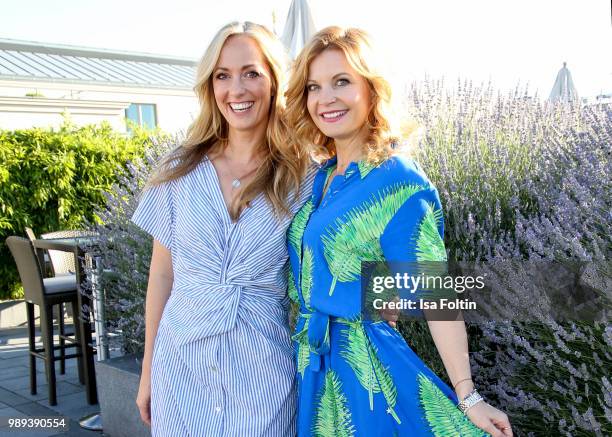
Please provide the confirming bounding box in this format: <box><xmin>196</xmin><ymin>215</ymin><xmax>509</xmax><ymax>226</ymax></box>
<box><xmin>150</xmin><ymin>22</ymin><xmax>309</xmax><ymax>220</ymax></box>
<box><xmin>286</xmin><ymin>26</ymin><xmax>403</xmax><ymax>164</ymax></box>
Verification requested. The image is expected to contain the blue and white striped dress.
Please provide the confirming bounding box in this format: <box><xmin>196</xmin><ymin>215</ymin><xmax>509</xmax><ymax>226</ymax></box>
<box><xmin>131</xmin><ymin>157</ymin><xmax>315</xmax><ymax>436</ymax></box>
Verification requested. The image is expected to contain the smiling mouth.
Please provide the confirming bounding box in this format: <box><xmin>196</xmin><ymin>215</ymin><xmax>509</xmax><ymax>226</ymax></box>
<box><xmin>320</xmin><ymin>110</ymin><xmax>348</xmax><ymax>122</ymax></box>
<box><xmin>229</xmin><ymin>101</ymin><xmax>254</xmax><ymax>113</ymax></box>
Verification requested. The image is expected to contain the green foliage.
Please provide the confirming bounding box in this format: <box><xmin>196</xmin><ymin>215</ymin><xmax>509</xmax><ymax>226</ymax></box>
<box><xmin>0</xmin><ymin>121</ymin><xmax>162</xmax><ymax>299</ymax></box>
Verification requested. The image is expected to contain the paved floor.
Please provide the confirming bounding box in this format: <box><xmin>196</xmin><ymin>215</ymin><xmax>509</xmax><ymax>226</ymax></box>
<box><xmin>0</xmin><ymin>326</ymin><xmax>103</xmax><ymax>436</ymax></box>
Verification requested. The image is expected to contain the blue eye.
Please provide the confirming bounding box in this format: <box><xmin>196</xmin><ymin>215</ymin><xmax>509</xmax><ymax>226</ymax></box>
<box><xmin>246</xmin><ymin>71</ymin><xmax>260</xmax><ymax>78</ymax></box>
<box><xmin>307</xmin><ymin>83</ymin><xmax>319</xmax><ymax>92</ymax></box>
<box><xmin>336</xmin><ymin>78</ymin><xmax>349</xmax><ymax>86</ymax></box>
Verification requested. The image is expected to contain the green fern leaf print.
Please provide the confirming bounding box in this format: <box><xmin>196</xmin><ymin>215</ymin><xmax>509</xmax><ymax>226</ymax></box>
<box><xmin>412</xmin><ymin>203</ymin><xmax>452</xmax><ymax>300</ymax></box>
<box><xmin>322</xmin><ymin>183</ymin><xmax>426</xmax><ymax>296</ymax></box>
<box><xmin>357</xmin><ymin>160</ymin><xmax>376</xmax><ymax>178</ymax></box>
<box><xmin>297</xmin><ymin>318</ymin><xmax>311</xmax><ymax>378</ymax></box>
<box><xmin>301</xmin><ymin>246</ymin><xmax>314</xmax><ymax>308</ymax></box>
<box><xmin>288</xmin><ymin>200</ymin><xmax>313</xmax><ymax>260</ymax></box>
<box><xmin>340</xmin><ymin>323</ymin><xmax>377</xmax><ymax>409</ymax></box>
<box><xmin>415</xmin><ymin>202</ymin><xmax>447</xmax><ymax>262</ymax></box>
<box><xmin>363</xmin><ymin>262</ymin><xmax>398</xmax><ymax>322</ymax></box>
<box><xmin>288</xmin><ymin>268</ymin><xmax>299</xmax><ymax>304</ymax></box>
<box><xmin>340</xmin><ymin>323</ymin><xmax>402</xmax><ymax>424</ymax></box>
<box><xmin>313</xmin><ymin>370</ymin><xmax>356</xmax><ymax>437</ymax></box>
<box><xmin>418</xmin><ymin>373</ymin><xmax>486</xmax><ymax>436</ymax></box>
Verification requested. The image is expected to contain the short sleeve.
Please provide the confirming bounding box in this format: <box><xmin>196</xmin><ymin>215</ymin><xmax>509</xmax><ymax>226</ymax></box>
<box><xmin>380</xmin><ymin>184</ymin><xmax>447</xmax><ymax>263</ymax></box>
<box><xmin>131</xmin><ymin>182</ymin><xmax>174</xmax><ymax>251</ymax></box>
<box><xmin>378</xmin><ymin>184</ymin><xmax>449</xmax><ymax>308</ymax></box>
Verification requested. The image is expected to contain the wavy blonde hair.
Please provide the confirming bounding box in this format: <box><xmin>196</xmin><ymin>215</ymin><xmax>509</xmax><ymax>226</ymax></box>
<box><xmin>286</xmin><ymin>26</ymin><xmax>408</xmax><ymax>164</ymax></box>
<box><xmin>149</xmin><ymin>22</ymin><xmax>309</xmax><ymax>220</ymax></box>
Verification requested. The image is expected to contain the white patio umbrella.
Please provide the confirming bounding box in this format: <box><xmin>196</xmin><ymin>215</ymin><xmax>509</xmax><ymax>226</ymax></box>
<box><xmin>281</xmin><ymin>0</ymin><xmax>316</xmax><ymax>59</ymax></box>
<box><xmin>548</xmin><ymin>62</ymin><xmax>579</xmax><ymax>102</ymax></box>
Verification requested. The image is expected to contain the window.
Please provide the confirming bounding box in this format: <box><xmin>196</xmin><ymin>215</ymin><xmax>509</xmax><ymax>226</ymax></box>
<box><xmin>125</xmin><ymin>103</ymin><xmax>157</xmax><ymax>130</ymax></box>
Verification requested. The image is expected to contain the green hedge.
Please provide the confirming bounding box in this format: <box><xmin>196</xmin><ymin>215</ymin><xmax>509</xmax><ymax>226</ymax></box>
<box><xmin>0</xmin><ymin>121</ymin><xmax>160</xmax><ymax>300</ymax></box>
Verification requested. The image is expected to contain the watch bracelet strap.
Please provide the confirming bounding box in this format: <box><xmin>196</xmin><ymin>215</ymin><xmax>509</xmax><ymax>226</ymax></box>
<box><xmin>457</xmin><ymin>389</ymin><xmax>484</xmax><ymax>414</ymax></box>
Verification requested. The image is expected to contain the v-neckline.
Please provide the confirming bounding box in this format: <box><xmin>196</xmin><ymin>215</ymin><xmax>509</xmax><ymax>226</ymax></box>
<box><xmin>204</xmin><ymin>157</ymin><xmax>263</xmax><ymax>224</ymax></box>
<box><xmin>204</xmin><ymin>157</ymin><xmax>235</xmax><ymax>224</ymax></box>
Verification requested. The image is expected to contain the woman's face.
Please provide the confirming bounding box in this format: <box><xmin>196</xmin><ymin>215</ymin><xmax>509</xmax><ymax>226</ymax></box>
<box><xmin>213</xmin><ymin>35</ymin><xmax>273</xmax><ymax>133</ymax></box>
<box><xmin>306</xmin><ymin>48</ymin><xmax>371</xmax><ymax>144</ymax></box>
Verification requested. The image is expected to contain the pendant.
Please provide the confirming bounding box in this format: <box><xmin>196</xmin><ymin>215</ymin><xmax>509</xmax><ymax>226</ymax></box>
<box><xmin>231</xmin><ymin>179</ymin><xmax>241</xmax><ymax>188</ymax></box>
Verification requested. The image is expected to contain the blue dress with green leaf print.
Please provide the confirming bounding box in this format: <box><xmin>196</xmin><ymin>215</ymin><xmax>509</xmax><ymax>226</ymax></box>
<box><xmin>287</xmin><ymin>154</ymin><xmax>486</xmax><ymax>437</ymax></box>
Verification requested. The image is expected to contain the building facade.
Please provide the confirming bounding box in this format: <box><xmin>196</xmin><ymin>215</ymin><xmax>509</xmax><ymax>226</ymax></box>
<box><xmin>0</xmin><ymin>38</ymin><xmax>199</xmax><ymax>133</ymax></box>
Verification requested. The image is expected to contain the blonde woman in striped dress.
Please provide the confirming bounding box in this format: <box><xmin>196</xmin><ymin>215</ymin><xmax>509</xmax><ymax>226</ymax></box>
<box><xmin>131</xmin><ymin>22</ymin><xmax>313</xmax><ymax>436</ymax></box>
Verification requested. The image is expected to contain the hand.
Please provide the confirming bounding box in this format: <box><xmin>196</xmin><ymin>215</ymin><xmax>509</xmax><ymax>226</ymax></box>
<box><xmin>465</xmin><ymin>401</ymin><xmax>512</xmax><ymax>437</ymax></box>
<box><xmin>136</xmin><ymin>370</ymin><xmax>152</xmax><ymax>427</ymax></box>
<box><xmin>379</xmin><ymin>296</ymin><xmax>400</xmax><ymax>328</ymax></box>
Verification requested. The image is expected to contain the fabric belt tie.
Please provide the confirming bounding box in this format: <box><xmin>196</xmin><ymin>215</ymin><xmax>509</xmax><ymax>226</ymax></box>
<box><xmin>292</xmin><ymin>310</ymin><xmax>331</xmax><ymax>372</ymax></box>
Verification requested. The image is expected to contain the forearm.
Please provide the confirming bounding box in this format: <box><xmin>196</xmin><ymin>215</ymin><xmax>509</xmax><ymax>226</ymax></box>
<box><xmin>141</xmin><ymin>241</ymin><xmax>173</xmax><ymax>374</ymax></box>
<box><xmin>426</xmin><ymin>317</ymin><xmax>474</xmax><ymax>399</ymax></box>
<box><xmin>142</xmin><ymin>275</ymin><xmax>172</xmax><ymax>372</ymax></box>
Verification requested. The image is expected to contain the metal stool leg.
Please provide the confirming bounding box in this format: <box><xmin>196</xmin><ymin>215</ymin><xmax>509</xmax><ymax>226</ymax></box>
<box><xmin>71</xmin><ymin>299</ymin><xmax>85</xmax><ymax>385</ymax></box>
<box><xmin>26</xmin><ymin>302</ymin><xmax>37</xmax><ymax>395</ymax></box>
<box><xmin>41</xmin><ymin>304</ymin><xmax>57</xmax><ymax>406</ymax></box>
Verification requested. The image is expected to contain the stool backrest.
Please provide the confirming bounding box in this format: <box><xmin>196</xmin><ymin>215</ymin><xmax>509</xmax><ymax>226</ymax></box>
<box><xmin>23</xmin><ymin>227</ymin><xmax>47</xmax><ymax>274</ymax></box>
<box><xmin>24</xmin><ymin>227</ymin><xmax>37</xmax><ymax>241</ymax></box>
<box><xmin>6</xmin><ymin>236</ymin><xmax>45</xmax><ymax>305</ymax></box>
<box><xmin>41</xmin><ymin>230</ymin><xmax>94</xmax><ymax>275</ymax></box>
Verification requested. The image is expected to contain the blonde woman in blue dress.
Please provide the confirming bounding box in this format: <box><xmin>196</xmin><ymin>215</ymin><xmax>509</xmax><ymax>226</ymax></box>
<box><xmin>131</xmin><ymin>22</ymin><xmax>314</xmax><ymax>436</ymax></box>
<box><xmin>285</xmin><ymin>26</ymin><xmax>513</xmax><ymax>436</ymax></box>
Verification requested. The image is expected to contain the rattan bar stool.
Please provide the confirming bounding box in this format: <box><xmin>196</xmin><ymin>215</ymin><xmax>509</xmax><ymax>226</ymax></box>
<box><xmin>6</xmin><ymin>236</ymin><xmax>84</xmax><ymax>406</ymax></box>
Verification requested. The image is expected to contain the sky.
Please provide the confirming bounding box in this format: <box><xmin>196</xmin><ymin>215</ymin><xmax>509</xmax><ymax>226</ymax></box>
<box><xmin>1</xmin><ymin>0</ymin><xmax>610</xmax><ymax>99</ymax></box>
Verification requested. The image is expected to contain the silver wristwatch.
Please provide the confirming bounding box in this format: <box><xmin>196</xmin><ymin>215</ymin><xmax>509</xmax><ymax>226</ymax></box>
<box><xmin>457</xmin><ymin>389</ymin><xmax>484</xmax><ymax>414</ymax></box>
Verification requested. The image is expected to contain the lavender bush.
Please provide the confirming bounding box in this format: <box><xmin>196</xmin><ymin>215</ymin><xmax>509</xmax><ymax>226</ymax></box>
<box><xmin>398</xmin><ymin>79</ymin><xmax>611</xmax><ymax>436</ymax></box>
<box><xmin>85</xmin><ymin>136</ymin><xmax>175</xmax><ymax>355</ymax></box>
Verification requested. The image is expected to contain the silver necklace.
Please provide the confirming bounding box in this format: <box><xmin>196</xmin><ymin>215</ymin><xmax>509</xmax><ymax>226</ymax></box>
<box><xmin>226</xmin><ymin>160</ymin><xmax>258</xmax><ymax>189</ymax></box>
<box><xmin>219</xmin><ymin>146</ymin><xmax>259</xmax><ymax>189</ymax></box>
